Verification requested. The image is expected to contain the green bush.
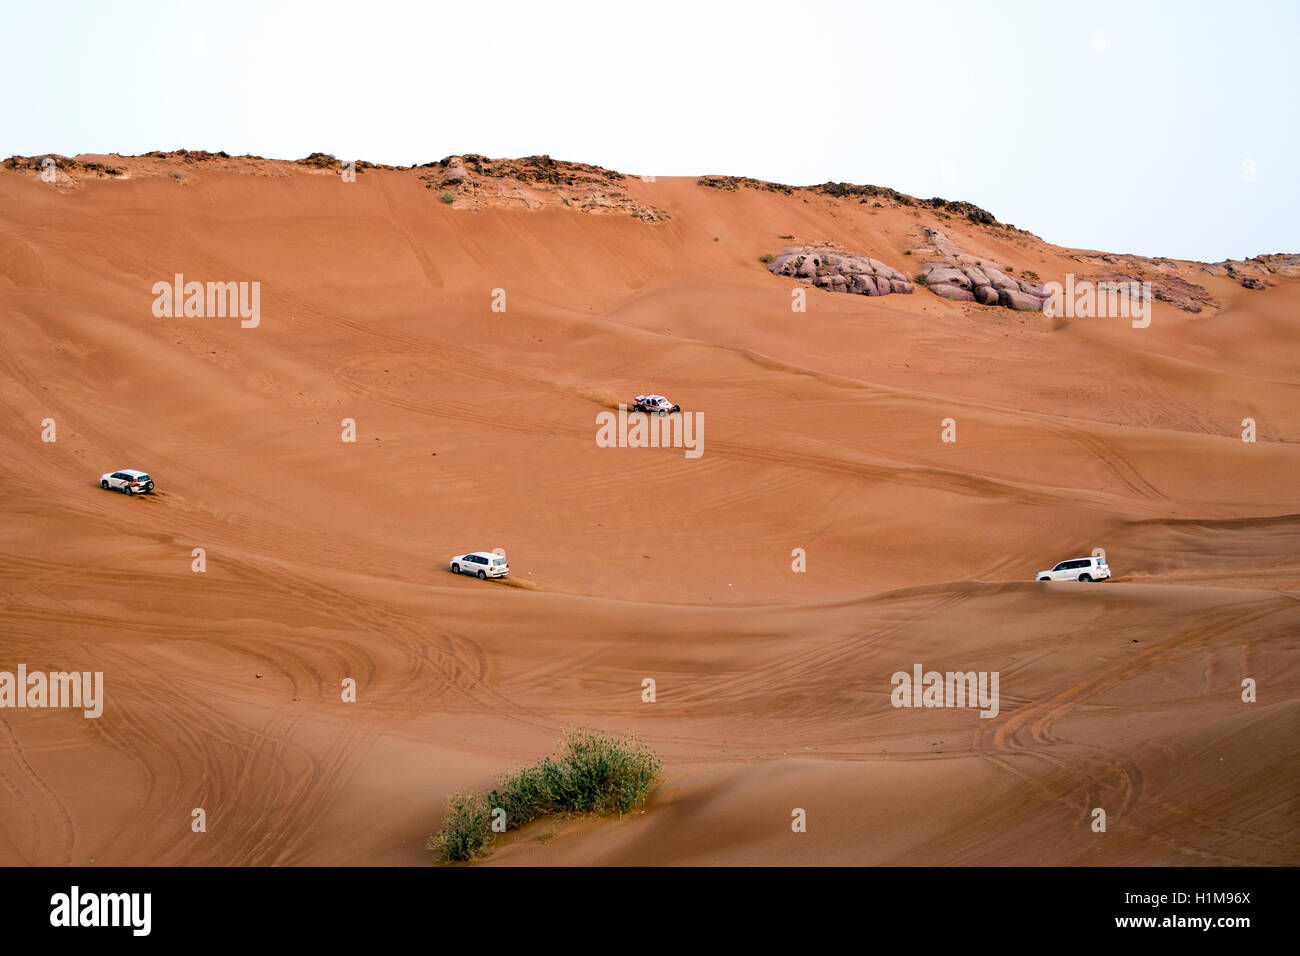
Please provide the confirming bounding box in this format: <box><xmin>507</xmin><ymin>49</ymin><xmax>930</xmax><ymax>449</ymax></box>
<box><xmin>440</xmin><ymin>191</ymin><xmax>455</xmax><ymax>204</ymax></box>
<box><xmin>913</xmin><ymin>272</ymin><xmax>929</xmax><ymax>286</ymax></box>
<box><xmin>430</xmin><ymin>791</ymin><xmax>495</xmax><ymax>862</ymax></box>
<box><xmin>758</xmin><ymin>253</ymin><xmax>774</xmax><ymax>264</ymax></box>
<box><xmin>429</xmin><ymin>729</ymin><xmax>662</xmax><ymax>862</ymax></box>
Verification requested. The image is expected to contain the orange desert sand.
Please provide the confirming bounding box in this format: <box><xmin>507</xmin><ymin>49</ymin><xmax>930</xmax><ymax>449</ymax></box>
<box><xmin>0</xmin><ymin>152</ymin><xmax>1296</xmax><ymax>865</ymax></box>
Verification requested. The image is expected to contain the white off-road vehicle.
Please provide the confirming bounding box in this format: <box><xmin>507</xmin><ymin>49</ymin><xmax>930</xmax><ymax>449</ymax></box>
<box><xmin>632</xmin><ymin>394</ymin><xmax>681</xmax><ymax>417</ymax></box>
<box><xmin>100</xmin><ymin>469</ymin><xmax>155</xmax><ymax>495</ymax></box>
<box><xmin>450</xmin><ymin>552</ymin><xmax>509</xmax><ymax>579</ymax></box>
<box><xmin>1036</xmin><ymin>555</ymin><xmax>1110</xmax><ymax>582</ymax></box>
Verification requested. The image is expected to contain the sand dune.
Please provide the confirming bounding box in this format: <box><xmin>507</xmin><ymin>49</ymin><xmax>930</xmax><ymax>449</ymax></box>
<box><xmin>0</xmin><ymin>154</ymin><xmax>1296</xmax><ymax>865</ymax></box>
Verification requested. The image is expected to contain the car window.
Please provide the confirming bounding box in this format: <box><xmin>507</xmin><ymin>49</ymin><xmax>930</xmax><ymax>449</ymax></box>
<box><xmin>492</xmin><ymin>558</ymin><xmax>506</xmax><ymax>566</ymax></box>
<box><xmin>1053</xmin><ymin>562</ymin><xmax>1067</xmax><ymax>571</ymax></box>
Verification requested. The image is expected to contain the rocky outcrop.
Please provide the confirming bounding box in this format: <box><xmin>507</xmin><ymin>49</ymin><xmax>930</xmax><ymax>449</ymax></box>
<box><xmin>1067</xmin><ymin>252</ymin><xmax>1242</xmax><ymax>312</ymax></box>
<box><xmin>423</xmin><ymin>154</ymin><xmax>669</xmax><ymax>221</ymax></box>
<box><xmin>2</xmin><ymin>154</ymin><xmax>125</xmax><ymax>177</ymax></box>
<box><xmin>1202</xmin><ymin>254</ymin><xmax>1300</xmax><ymax>288</ymax></box>
<box><xmin>915</xmin><ymin>228</ymin><xmax>1047</xmax><ymax>311</ymax></box>
<box><xmin>699</xmin><ymin>177</ymin><xmax>1008</xmax><ymax>228</ymax></box>
<box><xmin>698</xmin><ymin>174</ymin><xmax>794</xmax><ymax>195</ymax></box>
<box><xmin>767</xmin><ymin>246</ymin><xmax>914</xmax><ymax>296</ymax></box>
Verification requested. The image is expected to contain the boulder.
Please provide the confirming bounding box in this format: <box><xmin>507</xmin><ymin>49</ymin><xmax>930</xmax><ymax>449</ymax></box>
<box><xmin>769</xmin><ymin>254</ymin><xmax>796</xmax><ymax>276</ymax></box>
<box><xmin>929</xmin><ymin>283</ymin><xmax>977</xmax><ymax>302</ymax></box>
<box><xmin>998</xmin><ymin>289</ymin><xmax>1043</xmax><ymax>311</ymax></box>
<box><xmin>850</xmin><ymin>274</ymin><xmax>880</xmax><ymax>296</ymax></box>
<box><xmin>924</xmin><ymin>265</ymin><xmax>971</xmax><ymax>289</ymax></box>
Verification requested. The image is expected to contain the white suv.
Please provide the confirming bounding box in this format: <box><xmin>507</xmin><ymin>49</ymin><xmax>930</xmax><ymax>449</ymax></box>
<box><xmin>101</xmin><ymin>469</ymin><xmax>155</xmax><ymax>495</ymax></box>
<box><xmin>450</xmin><ymin>552</ymin><xmax>509</xmax><ymax>579</ymax></box>
<box><xmin>1036</xmin><ymin>556</ymin><xmax>1109</xmax><ymax>582</ymax></box>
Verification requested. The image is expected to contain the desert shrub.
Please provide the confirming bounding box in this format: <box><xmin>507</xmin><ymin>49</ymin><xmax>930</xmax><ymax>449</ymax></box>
<box><xmin>758</xmin><ymin>253</ymin><xmax>774</xmax><ymax>263</ymax></box>
<box><xmin>429</xmin><ymin>729</ymin><xmax>661</xmax><ymax>863</ymax></box>
<box><xmin>440</xmin><ymin>191</ymin><xmax>455</xmax><ymax>204</ymax></box>
<box><xmin>903</xmin><ymin>249</ymin><xmax>912</xmax><ymax>256</ymax></box>
<box><xmin>549</xmin><ymin>729</ymin><xmax>661</xmax><ymax>815</ymax></box>
<box><xmin>428</xmin><ymin>791</ymin><xmax>494</xmax><ymax>862</ymax></box>
<box><xmin>778</xmin><ymin>233</ymin><xmax>795</xmax><ymax>239</ymax></box>
<box><xmin>913</xmin><ymin>273</ymin><xmax>929</xmax><ymax>286</ymax></box>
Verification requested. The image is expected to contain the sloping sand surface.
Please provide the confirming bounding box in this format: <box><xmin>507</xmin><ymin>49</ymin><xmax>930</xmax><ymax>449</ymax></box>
<box><xmin>0</xmin><ymin>157</ymin><xmax>1296</xmax><ymax>864</ymax></box>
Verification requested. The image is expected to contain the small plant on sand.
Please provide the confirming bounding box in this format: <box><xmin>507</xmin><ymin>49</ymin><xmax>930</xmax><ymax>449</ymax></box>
<box><xmin>913</xmin><ymin>272</ymin><xmax>929</xmax><ymax>286</ymax></box>
<box><xmin>440</xmin><ymin>191</ymin><xmax>455</xmax><ymax>204</ymax></box>
<box><xmin>903</xmin><ymin>249</ymin><xmax>912</xmax><ymax>256</ymax></box>
<box><xmin>759</xmin><ymin>253</ymin><xmax>774</xmax><ymax>264</ymax></box>
<box><xmin>429</xmin><ymin>729</ymin><xmax>662</xmax><ymax>863</ymax></box>
<box><xmin>432</xmin><ymin>791</ymin><xmax>495</xmax><ymax>862</ymax></box>
<box><xmin>778</xmin><ymin>233</ymin><xmax>795</xmax><ymax>239</ymax></box>
<box><xmin>1021</xmin><ymin>269</ymin><xmax>1039</xmax><ymax>281</ymax></box>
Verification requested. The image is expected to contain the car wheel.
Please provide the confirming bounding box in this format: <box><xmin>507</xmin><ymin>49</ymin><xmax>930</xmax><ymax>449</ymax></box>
<box><xmin>451</xmin><ymin>564</ymin><xmax>460</xmax><ymax>574</ymax></box>
<box><xmin>1037</xmin><ymin>576</ymin><xmax>1050</xmax><ymax>582</ymax></box>
<box><xmin>477</xmin><ymin>570</ymin><xmax>487</xmax><ymax>580</ymax></box>
<box><xmin>1079</xmin><ymin>573</ymin><xmax>1092</xmax><ymax>582</ymax></box>
<box><xmin>101</xmin><ymin>480</ymin><xmax>110</xmax><ymax>489</ymax></box>
<box><xmin>144</xmin><ymin>482</ymin><xmax>154</xmax><ymax>493</ymax></box>
<box><xmin>657</xmin><ymin>409</ymin><xmax>666</xmax><ymax>418</ymax></box>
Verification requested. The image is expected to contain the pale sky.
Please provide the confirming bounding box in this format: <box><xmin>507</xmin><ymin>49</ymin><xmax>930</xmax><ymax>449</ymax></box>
<box><xmin>2</xmin><ymin>0</ymin><xmax>1295</xmax><ymax>261</ymax></box>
